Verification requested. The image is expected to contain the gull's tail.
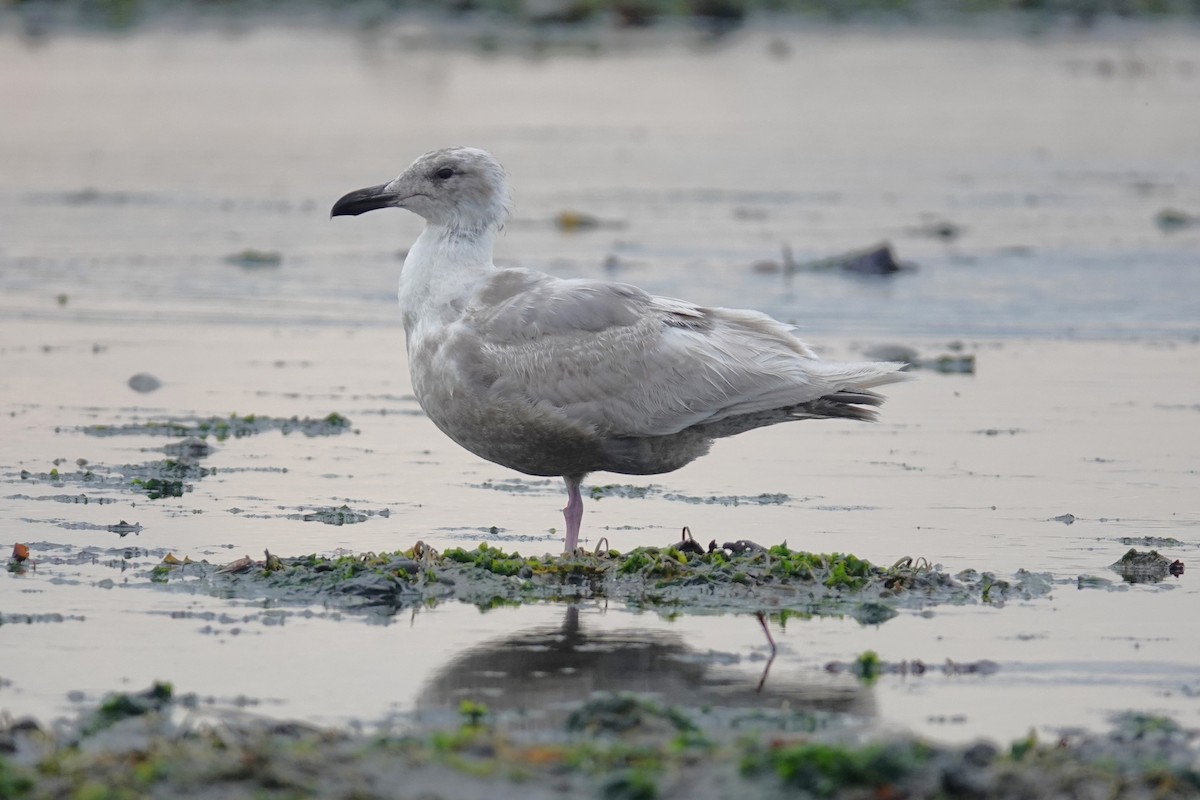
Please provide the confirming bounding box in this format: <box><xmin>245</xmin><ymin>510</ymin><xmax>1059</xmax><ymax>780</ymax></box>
<box><xmin>793</xmin><ymin>360</ymin><xmax>910</xmax><ymax>422</ymax></box>
<box><xmin>702</xmin><ymin>361</ymin><xmax>908</xmax><ymax>438</ymax></box>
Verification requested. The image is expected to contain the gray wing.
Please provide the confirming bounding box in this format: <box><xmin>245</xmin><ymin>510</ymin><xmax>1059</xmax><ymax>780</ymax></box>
<box><xmin>459</xmin><ymin>268</ymin><xmax>902</xmax><ymax>438</ymax></box>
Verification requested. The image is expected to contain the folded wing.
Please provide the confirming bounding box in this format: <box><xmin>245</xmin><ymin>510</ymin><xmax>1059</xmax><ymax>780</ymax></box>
<box><xmin>463</xmin><ymin>269</ymin><xmax>905</xmax><ymax>438</ymax></box>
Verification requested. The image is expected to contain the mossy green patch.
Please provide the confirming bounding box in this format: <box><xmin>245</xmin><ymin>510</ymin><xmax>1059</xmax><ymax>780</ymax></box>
<box><xmin>151</xmin><ymin>542</ymin><xmax>1054</xmax><ymax>620</ymax></box>
<box><xmin>854</xmin><ymin>650</ymin><xmax>882</xmax><ymax>683</ymax></box>
<box><xmin>741</xmin><ymin>740</ymin><xmax>931</xmax><ymax>796</ymax></box>
<box><xmin>5</xmin><ymin>688</ymin><xmax>1200</xmax><ymax>799</ymax></box>
<box><xmin>0</xmin><ymin>756</ymin><xmax>34</xmax><ymax>799</ymax></box>
<box><xmin>83</xmin><ymin>682</ymin><xmax>174</xmax><ymax>735</ymax></box>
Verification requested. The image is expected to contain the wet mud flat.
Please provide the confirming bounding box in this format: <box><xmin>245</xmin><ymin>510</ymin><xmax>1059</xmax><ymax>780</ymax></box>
<box><xmin>1</xmin><ymin>19</ymin><xmax>1200</xmax><ymax>797</ymax></box>
<box><xmin>2</xmin><ymin>529</ymin><xmax>1191</xmax><ymax>799</ymax></box>
<box><xmin>1</xmin><ymin>323</ymin><xmax>1198</xmax><ymax>752</ymax></box>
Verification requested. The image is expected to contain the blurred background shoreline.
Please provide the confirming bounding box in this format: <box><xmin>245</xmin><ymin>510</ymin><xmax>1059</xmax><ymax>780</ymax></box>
<box><xmin>5</xmin><ymin>0</ymin><xmax>1200</xmax><ymax>40</ymax></box>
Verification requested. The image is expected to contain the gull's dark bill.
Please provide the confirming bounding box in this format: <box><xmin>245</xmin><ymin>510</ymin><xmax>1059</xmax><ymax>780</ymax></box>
<box><xmin>330</xmin><ymin>183</ymin><xmax>399</xmax><ymax>217</ymax></box>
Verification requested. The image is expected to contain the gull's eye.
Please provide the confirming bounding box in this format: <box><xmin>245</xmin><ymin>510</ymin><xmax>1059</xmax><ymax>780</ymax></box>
<box><xmin>435</xmin><ymin>167</ymin><xmax>454</xmax><ymax>180</ymax></box>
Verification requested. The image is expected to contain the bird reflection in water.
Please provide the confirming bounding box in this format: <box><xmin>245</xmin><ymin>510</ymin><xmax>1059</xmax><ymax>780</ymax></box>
<box><xmin>416</xmin><ymin>607</ymin><xmax>873</xmax><ymax>726</ymax></box>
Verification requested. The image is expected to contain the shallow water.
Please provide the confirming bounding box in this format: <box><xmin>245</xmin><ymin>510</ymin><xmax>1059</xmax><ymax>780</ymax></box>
<box><xmin>1</xmin><ymin>19</ymin><xmax>1198</xmax><ymax>746</ymax></box>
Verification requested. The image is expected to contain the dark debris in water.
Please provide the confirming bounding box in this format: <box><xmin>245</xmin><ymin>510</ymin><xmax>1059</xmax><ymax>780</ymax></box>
<box><xmin>40</xmin><ymin>519</ymin><xmax>143</xmax><ymax>536</ymax></box>
<box><xmin>149</xmin><ymin>542</ymin><xmax>1054</xmax><ymax>619</ymax></box>
<box><xmin>287</xmin><ymin>505</ymin><xmax>390</xmax><ymax>526</ymax></box>
<box><xmin>798</xmin><ymin>241</ymin><xmax>914</xmax><ymax>276</ymax></box>
<box><xmin>825</xmin><ymin>652</ymin><xmax>1000</xmax><ymax>682</ymax></box>
<box><xmin>1110</xmin><ymin>548</ymin><xmax>1185</xmax><ymax>584</ymax></box>
<box><xmin>4</xmin><ymin>493</ymin><xmax>118</xmax><ymax>505</ymax></box>
<box><xmin>1117</xmin><ymin>535</ymin><xmax>1189</xmax><ymax>548</ymax></box>
<box><xmin>80</xmin><ymin>412</ymin><xmax>353</xmax><ymax>440</ymax></box>
<box><xmin>1156</xmin><ymin>207</ymin><xmax>1200</xmax><ymax>232</ymax></box>
<box><xmin>0</xmin><ymin>612</ymin><xmax>86</xmax><ymax>625</ymax></box>
<box><xmin>2</xmin><ymin>687</ymin><xmax>1197</xmax><ymax>800</ymax></box>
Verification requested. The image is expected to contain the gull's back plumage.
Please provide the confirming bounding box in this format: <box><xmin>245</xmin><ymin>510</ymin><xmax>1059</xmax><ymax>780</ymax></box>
<box><xmin>332</xmin><ymin>147</ymin><xmax>908</xmax><ymax>551</ymax></box>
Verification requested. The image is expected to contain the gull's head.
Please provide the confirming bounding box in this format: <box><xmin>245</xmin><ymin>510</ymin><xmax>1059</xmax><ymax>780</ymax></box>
<box><xmin>331</xmin><ymin>147</ymin><xmax>512</xmax><ymax>233</ymax></box>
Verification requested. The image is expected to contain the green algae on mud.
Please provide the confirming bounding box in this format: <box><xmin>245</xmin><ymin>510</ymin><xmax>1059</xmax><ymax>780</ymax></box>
<box><xmin>18</xmin><ymin>457</ymin><xmax>212</xmax><ymax>501</ymax></box>
<box><xmin>27</xmin><ymin>413</ymin><xmax>353</xmax><ymax>503</ymax></box>
<box><xmin>2</xmin><ymin>687</ymin><xmax>1197</xmax><ymax>800</ymax></box>
<box><xmin>151</xmin><ymin>542</ymin><xmax>1054</xmax><ymax>619</ymax></box>
<box><xmin>80</xmin><ymin>412</ymin><xmax>353</xmax><ymax>440</ymax></box>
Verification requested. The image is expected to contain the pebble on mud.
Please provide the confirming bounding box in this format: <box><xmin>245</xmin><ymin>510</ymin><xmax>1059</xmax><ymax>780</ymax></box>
<box><xmin>1109</xmin><ymin>548</ymin><xmax>1181</xmax><ymax>583</ymax></box>
<box><xmin>1155</xmin><ymin>207</ymin><xmax>1199</xmax><ymax>231</ymax></box>
<box><xmin>127</xmin><ymin>373</ymin><xmax>162</xmax><ymax>393</ymax></box>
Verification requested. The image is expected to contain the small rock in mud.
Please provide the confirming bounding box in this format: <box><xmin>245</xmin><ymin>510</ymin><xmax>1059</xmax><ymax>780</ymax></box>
<box><xmin>1155</xmin><ymin>207</ymin><xmax>1200</xmax><ymax>231</ymax></box>
<box><xmin>106</xmin><ymin>520</ymin><xmax>143</xmax><ymax>537</ymax></box>
<box><xmin>126</xmin><ymin>373</ymin><xmax>162</xmax><ymax>393</ymax></box>
<box><xmin>1109</xmin><ymin>548</ymin><xmax>1179</xmax><ymax>583</ymax></box>
<box><xmin>162</xmin><ymin>437</ymin><xmax>213</xmax><ymax>459</ymax></box>
<box><xmin>852</xmin><ymin>601</ymin><xmax>898</xmax><ymax>625</ymax></box>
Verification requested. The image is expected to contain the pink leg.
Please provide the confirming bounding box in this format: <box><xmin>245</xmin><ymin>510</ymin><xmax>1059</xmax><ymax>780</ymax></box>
<box><xmin>562</xmin><ymin>475</ymin><xmax>584</xmax><ymax>552</ymax></box>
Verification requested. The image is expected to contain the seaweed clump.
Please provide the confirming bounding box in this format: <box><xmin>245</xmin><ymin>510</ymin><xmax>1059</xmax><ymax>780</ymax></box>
<box><xmin>150</xmin><ymin>541</ymin><xmax>1053</xmax><ymax>620</ymax></box>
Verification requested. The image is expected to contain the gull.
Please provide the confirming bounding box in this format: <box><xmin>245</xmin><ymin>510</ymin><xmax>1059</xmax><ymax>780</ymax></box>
<box><xmin>332</xmin><ymin>147</ymin><xmax>906</xmax><ymax>552</ymax></box>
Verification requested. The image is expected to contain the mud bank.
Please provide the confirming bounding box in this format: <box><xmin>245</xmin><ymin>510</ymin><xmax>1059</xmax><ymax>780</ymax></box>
<box><xmin>149</xmin><ymin>541</ymin><xmax>1055</xmax><ymax>620</ymax></box>
<box><xmin>2</xmin><ymin>683</ymin><xmax>1197</xmax><ymax>800</ymax></box>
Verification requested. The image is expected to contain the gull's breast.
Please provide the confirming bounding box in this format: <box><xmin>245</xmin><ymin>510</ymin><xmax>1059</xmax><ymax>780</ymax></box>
<box><xmin>406</xmin><ymin>323</ymin><xmax>606</xmax><ymax>477</ymax></box>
